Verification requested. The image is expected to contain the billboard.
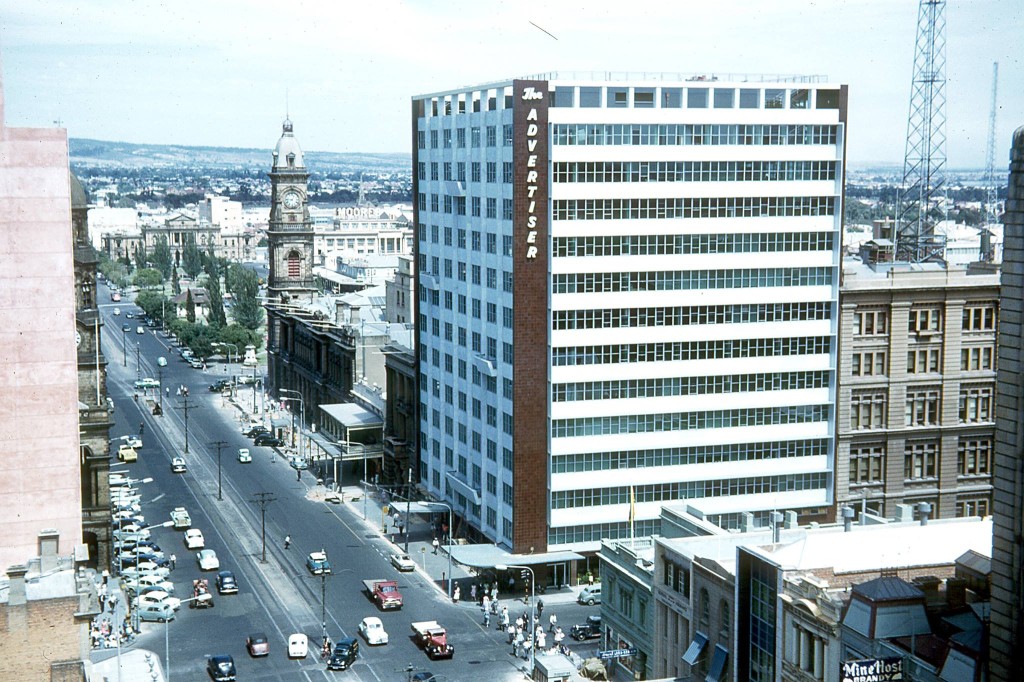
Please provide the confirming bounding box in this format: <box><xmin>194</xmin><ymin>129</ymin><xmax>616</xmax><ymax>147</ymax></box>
<box><xmin>841</xmin><ymin>657</ymin><xmax>903</xmax><ymax>682</ymax></box>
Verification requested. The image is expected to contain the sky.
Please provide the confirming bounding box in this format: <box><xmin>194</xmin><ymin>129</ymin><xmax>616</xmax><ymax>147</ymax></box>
<box><xmin>0</xmin><ymin>0</ymin><xmax>1020</xmax><ymax>166</ymax></box>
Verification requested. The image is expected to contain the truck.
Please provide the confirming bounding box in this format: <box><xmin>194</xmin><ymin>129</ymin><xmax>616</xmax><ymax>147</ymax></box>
<box><xmin>363</xmin><ymin>579</ymin><xmax>403</xmax><ymax>610</ymax></box>
<box><xmin>170</xmin><ymin>507</ymin><xmax>192</xmax><ymax>529</ymax></box>
<box><xmin>410</xmin><ymin>621</ymin><xmax>455</xmax><ymax>660</ymax></box>
<box><xmin>117</xmin><ymin>444</ymin><xmax>138</xmax><ymax>463</ymax></box>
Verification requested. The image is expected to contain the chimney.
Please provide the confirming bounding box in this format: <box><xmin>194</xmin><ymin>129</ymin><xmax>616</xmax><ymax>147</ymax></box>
<box><xmin>38</xmin><ymin>529</ymin><xmax>60</xmax><ymax>573</ymax></box>
<box><xmin>842</xmin><ymin>506</ymin><xmax>856</xmax><ymax>532</ymax></box>
<box><xmin>946</xmin><ymin>577</ymin><xmax>967</xmax><ymax>609</ymax></box>
<box><xmin>770</xmin><ymin>511</ymin><xmax>784</xmax><ymax>543</ymax></box>
<box><xmin>6</xmin><ymin>564</ymin><xmax>28</xmax><ymax>606</ymax></box>
<box><xmin>918</xmin><ymin>502</ymin><xmax>932</xmax><ymax>526</ymax></box>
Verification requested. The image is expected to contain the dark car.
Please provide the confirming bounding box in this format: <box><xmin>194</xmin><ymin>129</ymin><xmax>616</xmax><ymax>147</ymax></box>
<box><xmin>253</xmin><ymin>434</ymin><xmax>284</xmax><ymax>447</ymax></box>
<box><xmin>571</xmin><ymin>614</ymin><xmax>603</xmax><ymax>641</ymax></box>
<box><xmin>244</xmin><ymin>425</ymin><xmax>271</xmax><ymax>438</ymax></box>
<box><xmin>136</xmin><ymin>553</ymin><xmax>171</xmax><ymax>568</ymax></box>
<box><xmin>121</xmin><ymin>323</ymin><xmax>132</xmax><ymax>332</ymax></box>
<box><xmin>327</xmin><ymin>637</ymin><xmax>359</xmax><ymax>671</ymax></box>
<box><xmin>246</xmin><ymin>632</ymin><xmax>270</xmax><ymax>657</ymax></box>
<box><xmin>411</xmin><ymin>674</ymin><xmax>437</xmax><ymax>682</ymax></box>
<box><xmin>134</xmin><ymin>540</ymin><xmax>162</xmax><ymax>553</ymax></box>
<box><xmin>209</xmin><ymin>379</ymin><xmax>232</xmax><ymax>393</ymax></box>
<box><xmin>216</xmin><ymin>570</ymin><xmax>239</xmax><ymax>595</ymax></box>
<box><xmin>207</xmin><ymin>654</ymin><xmax>236</xmax><ymax>681</ymax></box>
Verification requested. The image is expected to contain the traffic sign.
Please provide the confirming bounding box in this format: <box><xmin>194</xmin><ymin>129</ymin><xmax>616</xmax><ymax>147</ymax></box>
<box><xmin>598</xmin><ymin>647</ymin><xmax>638</xmax><ymax>660</ymax></box>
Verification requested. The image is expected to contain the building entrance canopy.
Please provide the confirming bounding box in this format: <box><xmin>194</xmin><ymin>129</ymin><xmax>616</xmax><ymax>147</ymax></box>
<box><xmin>447</xmin><ymin>543</ymin><xmax>584</xmax><ymax>569</ymax></box>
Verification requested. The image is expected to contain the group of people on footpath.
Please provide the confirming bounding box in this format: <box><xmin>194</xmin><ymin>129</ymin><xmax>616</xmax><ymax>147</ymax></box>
<box><xmin>478</xmin><ymin>597</ymin><xmax>566</xmax><ymax>659</ymax></box>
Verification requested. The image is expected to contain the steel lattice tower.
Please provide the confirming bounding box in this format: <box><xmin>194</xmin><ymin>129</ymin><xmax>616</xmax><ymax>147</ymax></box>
<box><xmin>984</xmin><ymin>62</ymin><xmax>1000</xmax><ymax>224</ymax></box>
<box><xmin>896</xmin><ymin>0</ymin><xmax>948</xmax><ymax>263</ymax></box>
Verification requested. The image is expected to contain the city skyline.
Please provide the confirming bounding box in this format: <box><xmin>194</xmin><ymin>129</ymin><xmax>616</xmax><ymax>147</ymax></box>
<box><xmin>0</xmin><ymin>0</ymin><xmax>1020</xmax><ymax>166</ymax></box>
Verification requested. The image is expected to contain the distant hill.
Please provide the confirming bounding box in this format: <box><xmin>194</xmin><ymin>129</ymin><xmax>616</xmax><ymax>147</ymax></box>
<box><xmin>69</xmin><ymin>138</ymin><xmax>410</xmax><ymax>174</ymax></box>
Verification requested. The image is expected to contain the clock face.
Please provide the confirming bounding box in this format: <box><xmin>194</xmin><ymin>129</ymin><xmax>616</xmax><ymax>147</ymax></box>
<box><xmin>283</xmin><ymin>191</ymin><xmax>300</xmax><ymax>210</ymax></box>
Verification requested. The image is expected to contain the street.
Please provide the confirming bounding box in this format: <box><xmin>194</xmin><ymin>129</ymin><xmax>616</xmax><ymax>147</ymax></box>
<box><xmin>96</xmin><ymin>290</ymin><xmax>601</xmax><ymax>681</ymax></box>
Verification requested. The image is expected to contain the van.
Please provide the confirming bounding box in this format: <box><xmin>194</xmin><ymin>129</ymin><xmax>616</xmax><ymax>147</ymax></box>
<box><xmin>578</xmin><ymin>586</ymin><xmax>602</xmax><ymax>605</ymax></box>
<box><xmin>138</xmin><ymin>602</ymin><xmax>175</xmax><ymax>623</ymax></box>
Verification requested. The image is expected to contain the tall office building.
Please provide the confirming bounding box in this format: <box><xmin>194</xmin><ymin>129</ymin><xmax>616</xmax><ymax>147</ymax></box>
<box><xmin>991</xmin><ymin>125</ymin><xmax>1024</xmax><ymax>681</ymax></box>
<box><xmin>413</xmin><ymin>75</ymin><xmax>846</xmax><ymax>553</ymax></box>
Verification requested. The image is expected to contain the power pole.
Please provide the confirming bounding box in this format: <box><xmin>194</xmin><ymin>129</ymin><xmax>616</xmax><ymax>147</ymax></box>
<box><xmin>174</xmin><ymin>395</ymin><xmax>200</xmax><ymax>454</ymax></box>
<box><xmin>895</xmin><ymin>0</ymin><xmax>948</xmax><ymax>263</ymax></box>
<box><xmin>210</xmin><ymin>441</ymin><xmax>229</xmax><ymax>501</ymax></box>
<box><xmin>250</xmin><ymin>492</ymin><xmax>277</xmax><ymax>563</ymax></box>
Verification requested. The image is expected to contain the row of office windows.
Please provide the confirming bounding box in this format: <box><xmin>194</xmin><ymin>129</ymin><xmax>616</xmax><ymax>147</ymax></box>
<box><xmin>552</xmin><ymin>335</ymin><xmax>831</xmax><ymax>367</ymax></box>
<box><xmin>549</xmin><ymin>519</ymin><xmax>660</xmax><ymax>546</ymax></box>
<box><xmin>552</xmin><ymin>231</ymin><xmax>834</xmax><ymax>258</ymax></box>
<box><xmin>852</xmin><ymin>304</ymin><xmax>998</xmax><ymax>336</ymax></box>
<box><xmin>421</xmin><ymin>224</ymin><xmax>514</xmax><ymax>257</ymax></box>
<box><xmin>552</xmin><ymin>85</ymin><xmax>839</xmax><ymax>111</ymax></box>
<box><xmin>552</xmin><ymin>160</ymin><xmax>837</xmax><ymax>184</ymax></box>
<box><xmin>552</xmin><ymin>196</ymin><xmax>836</xmax><ymax>221</ymax></box>
<box><xmin>850</xmin><ymin>345</ymin><xmax>996</xmax><ymax>377</ymax></box>
<box><xmin>848</xmin><ymin>436</ymin><xmax>992</xmax><ymax>485</ymax></box>
<box><xmin>420</xmin><ymin>160</ymin><xmax>514</xmax><ymax>184</ymax></box>
<box><xmin>553</xmin><ymin>267</ymin><xmax>832</xmax><ymax>295</ymax></box>
<box><xmin>551</xmin><ymin>439</ymin><xmax>830</xmax><ymax>474</ymax></box>
<box><xmin>552</xmin><ymin>370</ymin><xmax>830</xmax><ymax>403</ymax></box>
<box><xmin>849</xmin><ymin>384</ymin><xmax>995</xmax><ymax>429</ymax></box>
<box><xmin>551</xmin><ymin>404</ymin><xmax>829</xmax><ymax>438</ymax></box>
<box><xmin>552</xmin><ymin>123</ymin><xmax>839</xmax><ymax>147</ymax></box>
<box><xmin>551</xmin><ymin>472</ymin><xmax>827</xmax><ymax>509</ymax></box>
<box><xmin>418</xmin><ymin>193</ymin><xmax>514</xmax><ymax>221</ymax></box>
<box><xmin>552</xmin><ymin>301</ymin><xmax>832</xmax><ymax>331</ymax></box>
<box><xmin>417</xmin><ymin>122</ymin><xmax>513</xmax><ymax>148</ymax></box>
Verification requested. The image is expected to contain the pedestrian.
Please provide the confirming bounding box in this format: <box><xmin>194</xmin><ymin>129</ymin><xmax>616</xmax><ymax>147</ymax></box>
<box><xmin>514</xmin><ymin>630</ymin><xmax>524</xmax><ymax>656</ymax></box>
<box><xmin>491</xmin><ymin>584</ymin><xmax>498</xmax><ymax>601</ymax></box>
<box><xmin>392</xmin><ymin>511</ymin><xmax>400</xmax><ymax>529</ymax></box>
<box><xmin>169</xmin><ymin>553</ymin><xmax>176</xmax><ymax>570</ymax></box>
<box><xmin>537</xmin><ymin>598</ymin><xmax>544</xmax><ymax>619</ymax></box>
<box><xmin>284</xmin><ymin>535</ymin><xmax>291</xmax><ymax>549</ymax></box>
<box><xmin>501</xmin><ymin>606</ymin><xmax>510</xmax><ymax>631</ymax></box>
<box><xmin>537</xmin><ymin>630</ymin><xmax>547</xmax><ymax>651</ymax></box>
<box><xmin>432</xmin><ymin>537</ymin><xmax>440</xmax><ymax>554</ymax></box>
<box><xmin>549</xmin><ymin>612</ymin><xmax>558</xmax><ymax>632</ymax></box>
<box><xmin>588</xmin><ymin>571</ymin><xmax>595</xmax><ymax>586</ymax></box>
<box><xmin>491</xmin><ymin>598</ymin><xmax>499</xmax><ymax>615</ymax></box>
<box><xmin>453</xmin><ymin>584</ymin><xmax>461</xmax><ymax>603</ymax></box>
<box><xmin>471</xmin><ymin>584</ymin><xmax>477</xmax><ymax>601</ymax></box>
<box><xmin>508</xmin><ymin>575</ymin><xmax>515</xmax><ymax>592</ymax></box>
<box><xmin>482</xmin><ymin>594</ymin><xmax>490</xmax><ymax>614</ymax></box>
<box><xmin>516</xmin><ymin>615</ymin><xmax>525</xmax><ymax>632</ymax></box>
<box><xmin>554</xmin><ymin>626</ymin><xmax>565</xmax><ymax>646</ymax></box>
<box><xmin>138</xmin><ymin>422</ymin><xmax>145</xmax><ymax>435</ymax></box>
<box><xmin>483</xmin><ymin>610</ymin><xmax>491</xmax><ymax>628</ymax></box>
<box><xmin>297</xmin><ymin>468</ymin><xmax>301</xmax><ymax>482</ymax></box>
<box><xmin>165</xmin><ymin>386</ymin><xmax>170</xmax><ymax>396</ymax></box>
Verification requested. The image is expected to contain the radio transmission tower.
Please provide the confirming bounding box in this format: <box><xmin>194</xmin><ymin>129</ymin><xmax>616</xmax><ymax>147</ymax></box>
<box><xmin>895</xmin><ymin>0</ymin><xmax>948</xmax><ymax>263</ymax></box>
<box><xmin>984</xmin><ymin>62</ymin><xmax>1000</xmax><ymax>225</ymax></box>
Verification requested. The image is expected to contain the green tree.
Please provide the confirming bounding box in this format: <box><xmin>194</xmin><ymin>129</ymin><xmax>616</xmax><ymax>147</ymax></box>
<box><xmin>134</xmin><ymin>268</ymin><xmax>164</xmax><ymax>289</ymax></box>
<box><xmin>185</xmin><ymin>289</ymin><xmax>196</xmax><ymax>323</ymax></box>
<box><xmin>150</xmin><ymin>237</ymin><xmax>173</xmax><ymax>279</ymax></box>
<box><xmin>181</xmin><ymin>239</ymin><xmax>203</xmax><ymax>279</ymax></box>
<box><xmin>118</xmin><ymin>251</ymin><xmax>134</xmax><ymax>274</ymax></box>
<box><xmin>228</xmin><ymin>265</ymin><xmax>263</xmax><ymax>330</ymax></box>
<box><xmin>205</xmin><ymin>271</ymin><xmax>227</xmax><ymax>328</ymax></box>
<box><xmin>133</xmin><ymin>246</ymin><xmax>147</xmax><ymax>271</ymax></box>
<box><xmin>172</xmin><ymin>267</ymin><xmax>181</xmax><ymax>296</ymax></box>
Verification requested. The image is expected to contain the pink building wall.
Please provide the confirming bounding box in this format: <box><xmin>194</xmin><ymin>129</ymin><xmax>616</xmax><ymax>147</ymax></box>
<box><xmin>0</xmin><ymin>74</ymin><xmax>82</xmax><ymax>569</ymax></box>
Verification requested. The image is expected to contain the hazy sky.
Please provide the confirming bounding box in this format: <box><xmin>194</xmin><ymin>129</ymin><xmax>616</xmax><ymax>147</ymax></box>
<box><xmin>0</xmin><ymin>0</ymin><xmax>1020</xmax><ymax>166</ymax></box>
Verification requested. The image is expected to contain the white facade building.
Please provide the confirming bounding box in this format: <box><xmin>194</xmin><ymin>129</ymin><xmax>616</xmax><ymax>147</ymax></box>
<box><xmin>198</xmin><ymin>194</ymin><xmax>244</xmax><ymax>231</ymax></box>
<box><xmin>312</xmin><ymin>205</ymin><xmax>414</xmax><ymax>263</ymax></box>
<box><xmin>413</xmin><ymin>74</ymin><xmax>846</xmax><ymax>553</ymax></box>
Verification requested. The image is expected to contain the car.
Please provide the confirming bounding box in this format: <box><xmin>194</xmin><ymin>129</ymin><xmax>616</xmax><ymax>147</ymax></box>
<box><xmin>125</xmin><ymin>574</ymin><xmax>174</xmax><ymax>595</ymax></box>
<box><xmin>115</xmin><ymin>521</ymin><xmax>146</xmax><ymax>534</ymax></box>
<box><xmin>122</xmin><ymin>323</ymin><xmax>132</xmax><ymax>332</ymax></box>
<box><xmin>578</xmin><ymin>585</ymin><xmax>602</xmax><ymax>605</ymax></box>
<box><xmin>184</xmin><ymin>529</ymin><xmax>205</xmax><ymax>549</ymax></box>
<box><xmin>125</xmin><ymin>311</ymin><xmax>134</xmax><ymax>319</ymax></box>
<box><xmin>327</xmin><ymin>637</ymin><xmax>359</xmax><ymax>671</ymax></box>
<box><xmin>287</xmin><ymin>633</ymin><xmax>308</xmax><ymax>658</ymax></box>
<box><xmin>237</xmin><ymin>448</ymin><xmax>251</xmax><ymax>463</ymax></box>
<box><xmin>121</xmin><ymin>563</ymin><xmax>170</xmax><ymax>579</ymax></box>
<box><xmin>209</xmin><ymin>379</ymin><xmax>232</xmax><ymax>393</ymax></box>
<box><xmin>120</xmin><ymin>434</ymin><xmax>144</xmax><ymax>448</ymax></box>
<box><xmin>134</xmin><ymin>377</ymin><xmax>160</xmax><ymax>389</ymax></box>
<box><xmin>254</xmin><ymin>434</ymin><xmax>284</xmax><ymax>447</ymax></box>
<box><xmin>390</xmin><ymin>553</ymin><xmax>416</xmax><ymax>572</ymax></box>
<box><xmin>136</xmin><ymin>326</ymin><xmax>145</xmax><ymax>334</ymax></box>
<box><xmin>571</xmin><ymin>614</ymin><xmax>603</xmax><ymax>641</ymax></box>
<box><xmin>138</xmin><ymin>590</ymin><xmax>181</xmax><ymax>611</ymax></box>
<box><xmin>288</xmin><ymin>456</ymin><xmax>308</xmax><ymax>470</ymax></box>
<box><xmin>305</xmin><ymin>551</ymin><xmax>331</xmax><ymax>575</ymax></box>
<box><xmin>197</xmin><ymin>549</ymin><xmax>220</xmax><ymax>571</ymax></box>
<box><xmin>411</xmin><ymin>674</ymin><xmax>437</xmax><ymax>682</ymax></box>
<box><xmin>123</xmin><ymin>545</ymin><xmax>164</xmax><ymax>559</ymax></box>
<box><xmin>358</xmin><ymin>616</ymin><xmax>389</xmax><ymax>645</ymax></box>
<box><xmin>179</xmin><ymin>348</ymin><xmax>194</xmax><ymax>360</ymax></box>
<box><xmin>136</xmin><ymin>554</ymin><xmax>171</xmax><ymax>568</ymax></box>
<box><xmin>215</xmin><ymin>570</ymin><xmax>239</xmax><ymax>595</ymax></box>
<box><xmin>243</xmin><ymin>425</ymin><xmax>270</xmax><ymax>438</ymax></box>
<box><xmin>206</xmin><ymin>654</ymin><xmax>236</xmax><ymax>681</ymax></box>
<box><xmin>189</xmin><ymin>357</ymin><xmax>205</xmax><ymax>369</ymax></box>
<box><xmin>113</xmin><ymin>307</ymin><xmax>121</xmax><ymax>316</ymax></box>
<box><xmin>171</xmin><ymin>457</ymin><xmax>187</xmax><ymax>473</ymax></box>
<box><xmin>138</xmin><ymin>601</ymin><xmax>175</xmax><ymax>623</ymax></box>
<box><xmin>112</xmin><ymin>510</ymin><xmax>145</xmax><ymax>523</ymax></box>
<box><xmin>246</xmin><ymin>632</ymin><xmax>270</xmax><ymax>657</ymax></box>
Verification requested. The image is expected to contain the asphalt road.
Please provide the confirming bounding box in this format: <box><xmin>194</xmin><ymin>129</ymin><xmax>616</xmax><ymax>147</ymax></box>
<box><xmin>100</xmin><ymin>289</ymin><xmax>600</xmax><ymax>682</ymax></box>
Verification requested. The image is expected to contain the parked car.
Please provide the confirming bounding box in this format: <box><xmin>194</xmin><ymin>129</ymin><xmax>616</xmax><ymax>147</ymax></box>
<box><xmin>215</xmin><ymin>570</ymin><xmax>238</xmax><ymax>595</ymax></box>
<box><xmin>136</xmin><ymin>326</ymin><xmax>145</xmax><ymax>334</ymax></box>
<box><xmin>578</xmin><ymin>585</ymin><xmax>602</xmax><ymax>605</ymax></box>
<box><xmin>184</xmin><ymin>529</ymin><xmax>205</xmax><ymax>549</ymax></box>
<box><xmin>120</xmin><ymin>434</ymin><xmax>144</xmax><ymax>448</ymax></box>
<box><xmin>188</xmin><ymin>357</ymin><xmax>205</xmax><ymax>369</ymax></box>
<box><xmin>137</xmin><ymin>589</ymin><xmax>181</xmax><ymax>611</ymax></box>
<box><xmin>246</xmin><ymin>632</ymin><xmax>270</xmax><ymax>657</ymax></box>
<box><xmin>305</xmin><ymin>551</ymin><xmax>331</xmax><ymax>575</ymax></box>
<box><xmin>206</xmin><ymin>655</ymin><xmax>236</xmax><ymax>681</ymax></box>
<box><xmin>197</xmin><ymin>549</ymin><xmax>220</xmax><ymax>571</ymax></box>
<box><xmin>113</xmin><ymin>307</ymin><xmax>121</xmax><ymax>316</ymax></box>
<box><xmin>237</xmin><ymin>448</ymin><xmax>251</xmax><ymax>463</ymax></box>
<box><xmin>358</xmin><ymin>616</ymin><xmax>389</xmax><ymax>645</ymax></box>
<box><xmin>287</xmin><ymin>633</ymin><xmax>308</xmax><ymax>658</ymax></box>
<box><xmin>390</xmin><ymin>553</ymin><xmax>416</xmax><ymax>572</ymax></box>
<box><xmin>243</xmin><ymin>425</ymin><xmax>270</xmax><ymax>438</ymax></box>
<box><xmin>254</xmin><ymin>434</ymin><xmax>284</xmax><ymax>447</ymax></box>
<box><xmin>121</xmin><ymin>323</ymin><xmax>131</xmax><ymax>332</ymax></box>
<box><xmin>171</xmin><ymin>457</ymin><xmax>187</xmax><ymax>473</ymax></box>
<box><xmin>125</xmin><ymin>312</ymin><xmax>134</xmax><ymax>319</ymax></box>
<box><xmin>327</xmin><ymin>638</ymin><xmax>359</xmax><ymax>671</ymax></box>
<box><xmin>138</xmin><ymin>601</ymin><xmax>175</xmax><ymax>623</ymax></box>
<box><xmin>209</xmin><ymin>379</ymin><xmax>232</xmax><ymax>392</ymax></box>
<box><xmin>134</xmin><ymin>378</ymin><xmax>160</xmax><ymax>389</ymax></box>
<box><xmin>125</xmin><ymin>574</ymin><xmax>174</xmax><ymax>596</ymax></box>
<box><xmin>571</xmin><ymin>614</ymin><xmax>603</xmax><ymax>641</ymax></box>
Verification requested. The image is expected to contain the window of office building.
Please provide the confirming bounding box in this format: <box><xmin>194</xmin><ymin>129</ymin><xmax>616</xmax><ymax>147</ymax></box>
<box><xmin>958</xmin><ymin>437</ymin><xmax>992</xmax><ymax>476</ymax></box>
<box><xmin>963</xmin><ymin>304</ymin><xmax>997</xmax><ymax>331</ymax></box>
<box><xmin>854</xmin><ymin>309</ymin><xmax>888</xmax><ymax>336</ymax></box>
<box><xmin>961</xmin><ymin>345</ymin><xmax>995</xmax><ymax>371</ymax></box>
<box><xmin>553</xmin><ymin>86</ymin><xmax>575</xmax><ymax>107</ymax></box>
<box><xmin>959</xmin><ymin>385</ymin><xmax>993</xmax><ymax>423</ymax></box>
<box><xmin>906</xmin><ymin>388</ymin><xmax>940</xmax><ymax>426</ymax></box>
<box><xmin>739</xmin><ymin>88</ymin><xmax>760</xmax><ymax>108</ymax></box>
<box><xmin>850</xmin><ymin>444</ymin><xmax>885</xmax><ymax>484</ymax></box>
<box><xmin>851</xmin><ymin>350</ymin><xmax>886</xmax><ymax>377</ymax></box>
<box><xmin>904</xmin><ymin>440</ymin><xmax>938</xmax><ymax>480</ymax></box>
<box><xmin>816</xmin><ymin>89</ymin><xmax>840</xmax><ymax>109</ymax></box>
<box><xmin>687</xmin><ymin>88</ymin><xmax>709</xmax><ymax>108</ymax></box>
<box><xmin>850</xmin><ymin>390</ymin><xmax>886</xmax><ymax>430</ymax></box>
<box><xmin>908</xmin><ymin>306</ymin><xmax>942</xmax><ymax>333</ymax></box>
<box><xmin>790</xmin><ymin>89</ymin><xmax>810</xmax><ymax>109</ymax></box>
<box><xmin>713</xmin><ymin>88</ymin><xmax>735</xmax><ymax>108</ymax></box>
<box><xmin>907</xmin><ymin>347</ymin><xmax>941</xmax><ymax>374</ymax></box>
<box><xmin>956</xmin><ymin>498</ymin><xmax>990</xmax><ymax>517</ymax></box>
<box><xmin>765</xmin><ymin>89</ymin><xmax>786</xmax><ymax>109</ymax></box>
<box><xmin>662</xmin><ymin>88</ymin><xmax>683</xmax><ymax>108</ymax></box>
<box><xmin>580</xmin><ymin>87</ymin><xmax>601</xmax><ymax>108</ymax></box>
<box><xmin>634</xmin><ymin>88</ymin><xmax>655</xmax><ymax>108</ymax></box>
<box><xmin>609</xmin><ymin>87</ymin><xmax>629</xmax><ymax>108</ymax></box>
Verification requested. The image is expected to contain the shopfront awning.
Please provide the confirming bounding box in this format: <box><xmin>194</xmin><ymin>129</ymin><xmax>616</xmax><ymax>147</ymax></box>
<box><xmin>319</xmin><ymin>403</ymin><xmax>383</xmax><ymax>430</ymax></box>
<box><xmin>705</xmin><ymin>644</ymin><xmax>729</xmax><ymax>682</ymax></box>
<box><xmin>447</xmin><ymin>544</ymin><xmax>584</xmax><ymax>569</ymax></box>
<box><xmin>445</xmin><ymin>472</ymin><xmax>482</xmax><ymax>506</ymax></box>
<box><xmin>682</xmin><ymin>631</ymin><xmax>708</xmax><ymax>666</ymax></box>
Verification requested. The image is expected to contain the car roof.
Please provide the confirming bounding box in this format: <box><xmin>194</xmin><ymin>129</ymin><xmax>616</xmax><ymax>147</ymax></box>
<box><xmin>249</xmin><ymin>632</ymin><xmax>268</xmax><ymax>640</ymax></box>
<box><xmin>211</xmin><ymin>654</ymin><xmax>233</xmax><ymax>663</ymax></box>
<box><xmin>336</xmin><ymin>636</ymin><xmax>358</xmax><ymax>647</ymax></box>
<box><xmin>362</xmin><ymin>616</ymin><xmax>383</xmax><ymax>624</ymax></box>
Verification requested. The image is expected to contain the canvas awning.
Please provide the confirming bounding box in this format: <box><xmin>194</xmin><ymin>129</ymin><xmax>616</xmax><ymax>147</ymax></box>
<box><xmin>682</xmin><ymin>631</ymin><xmax>708</xmax><ymax>666</ymax></box>
<box><xmin>705</xmin><ymin>644</ymin><xmax>729</xmax><ymax>682</ymax></box>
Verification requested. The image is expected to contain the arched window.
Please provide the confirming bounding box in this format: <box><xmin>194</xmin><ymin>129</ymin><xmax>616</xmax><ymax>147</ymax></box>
<box><xmin>287</xmin><ymin>250</ymin><xmax>301</xmax><ymax>278</ymax></box>
<box><xmin>699</xmin><ymin>588</ymin><xmax>710</xmax><ymax>628</ymax></box>
<box><xmin>719</xmin><ymin>599</ymin><xmax>730</xmax><ymax>639</ymax></box>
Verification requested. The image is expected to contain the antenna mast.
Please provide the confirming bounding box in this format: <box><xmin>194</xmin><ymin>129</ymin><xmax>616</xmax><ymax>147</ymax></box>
<box><xmin>984</xmin><ymin>62</ymin><xmax>1000</xmax><ymax>225</ymax></box>
<box><xmin>895</xmin><ymin>0</ymin><xmax>948</xmax><ymax>264</ymax></box>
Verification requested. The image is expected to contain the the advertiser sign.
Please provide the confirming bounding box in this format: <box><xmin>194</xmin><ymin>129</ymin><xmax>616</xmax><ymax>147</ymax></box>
<box><xmin>841</xmin><ymin>657</ymin><xmax>903</xmax><ymax>682</ymax></box>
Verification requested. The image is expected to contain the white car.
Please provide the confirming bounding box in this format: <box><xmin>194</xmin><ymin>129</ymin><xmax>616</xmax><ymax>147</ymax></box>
<box><xmin>358</xmin><ymin>616</ymin><xmax>389</xmax><ymax>645</ymax></box>
<box><xmin>137</xmin><ymin>590</ymin><xmax>181</xmax><ymax>611</ymax></box>
<box><xmin>112</xmin><ymin>510</ymin><xmax>144</xmax><ymax>524</ymax></box>
<box><xmin>390</xmin><ymin>553</ymin><xmax>416</xmax><ymax>572</ymax></box>
<box><xmin>121</xmin><ymin>565</ymin><xmax>169</xmax><ymax>580</ymax></box>
<box><xmin>136</xmin><ymin>326</ymin><xmax>145</xmax><ymax>335</ymax></box>
<box><xmin>171</xmin><ymin>457</ymin><xmax>187</xmax><ymax>473</ymax></box>
<box><xmin>120</xmin><ymin>434</ymin><xmax>144</xmax><ymax>448</ymax></box>
<box><xmin>237</xmin><ymin>448</ymin><xmax>252</xmax><ymax>463</ymax></box>
<box><xmin>113</xmin><ymin>307</ymin><xmax>121</xmax><ymax>316</ymax></box>
<box><xmin>288</xmin><ymin>633</ymin><xmax>308</xmax><ymax>659</ymax></box>
<box><xmin>197</xmin><ymin>549</ymin><xmax>220</xmax><ymax>571</ymax></box>
<box><xmin>126</xmin><ymin>574</ymin><xmax>174</xmax><ymax>595</ymax></box>
<box><xmin>184</xmin><ymin>529</ymin><xmax>205</xmax><ymax>549</ymax></box>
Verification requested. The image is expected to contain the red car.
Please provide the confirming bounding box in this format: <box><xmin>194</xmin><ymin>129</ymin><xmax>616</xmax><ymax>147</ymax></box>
<box><xmin>246</xmin><ymin>632</ymin><xmax>269</xmax><ymax>657</ymax></box>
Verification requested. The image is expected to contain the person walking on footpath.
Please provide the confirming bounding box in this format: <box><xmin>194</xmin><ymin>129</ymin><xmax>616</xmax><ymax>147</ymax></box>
<box><xmin>453</xmin><ymin>584</ymin><xmax>461</xmax><ymax>603</ymax></box>
<box><xmin>169</xmin><ymin>553</ymin><xmax>176</xmax><ymax>570</ymax></box>
<box><xmin>537</xmin><ymin>598</ymin><xmax>544</xmax><ymax>619</ymax></box>
<box><xmin>470</xmin><ymin>584</ymin><xmax>477</xmax><ymax>602</ymax></box>
<box><xmin>482</xmin><ymin>594</ymin><xmax>490</xmax><ymax>614</ymax></box>
<box><xmin>432</xmin><ymin>537</ymin><xmax>440</xmax><ymax>554</ymax></box>
<box><xmin>549</xmin><ymin>612</ymin><xmax>558</xmax><ymax>633</ymax></box>
<box><xmin>284</xmin><ymin>535</ymin><xmax>291</xmax><ymax>549</ymax></box>
<box><xmin>483</xmin><ymin>609</ymin><xmax>491</xmax><ymax>628</ymax></box>
<box><xmin>501</xmin><ymin>606</ymin><xmax>510</xmax><ymax>631</ymax></box>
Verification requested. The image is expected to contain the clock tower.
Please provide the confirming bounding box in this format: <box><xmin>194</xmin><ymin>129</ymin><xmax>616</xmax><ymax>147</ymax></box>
<box><xmin>267</xmin><ymin>118</ymin><xmax>315</xmax><ymax>301</ymax></box>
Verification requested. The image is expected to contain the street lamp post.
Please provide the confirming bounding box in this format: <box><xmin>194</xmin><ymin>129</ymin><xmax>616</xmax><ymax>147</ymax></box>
<box><xmin>135</xmin><ymin>342</ymin><xmax>141</xmax><ymax>380</ymax></box>
<box><xmin>211</xmin><ymin>441</ymin><xmax>228</xmax><ymax>501</ymax></box>
<box><xmin>497</xmin><ymin>563</ymin><xmax>535</xmax><ymax>676</ymax></box>
<box><xmin>165</xmin><ymin>592</ymin><xmax>212</xmax><ymax>681</ymax></box>
<box><xmin>121</xmin><ymin>326</ymin><xmax>128</xmax><ymax>366</ymax></box>
<box><xmin>157</xmin><ymin>356</ymin><xmax>167</xmax><ymax>415</ymax></box>
<box><xmin>213</xmin><ymin>342</ymin><xmax>237</xmax><ymax>377</ymax></box>
<box><xmin>279</xmin><ymin>389</ymin><xmax>304</xmax><ymax>463</ymax></box>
